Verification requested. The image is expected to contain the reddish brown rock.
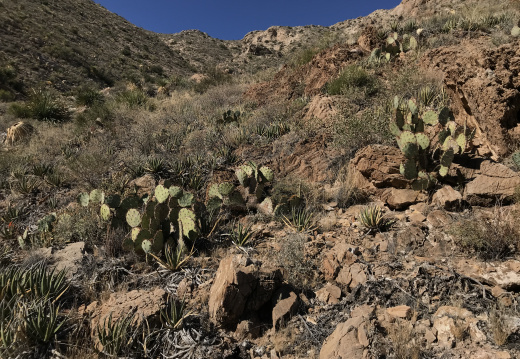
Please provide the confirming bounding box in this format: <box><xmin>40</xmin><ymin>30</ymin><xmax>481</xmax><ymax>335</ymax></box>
<box><xmin>383</xmin><ymin>188</ymin><xmax>427</xmax><ymax>210</ymax></box>
<box><xmin>208</xmin><ymin>255</ymin><xmax>283</xmax><ymax>329</ymax></box>
<box><xmin>85</xmin><ymin>288</ymin><xmax>166</xmax><ymax>349</ymax></box>
<box><xmin>321</xmin><ymin>242</ymin><xmax>358</xmax><ymax>281</ymax></box>
<box><xmin>319</xmin><ymin>305</ymin><xmax>374</xmax><ymax>359</ymax></box>
<box><xmin>349</xmin><ymin>145</ymin><xmax>409</xmax><ymax>192</ymax></box>
<box><xmin>316</xmin><ymin>284</ymin><xmax>342</xmax><ymax>304</ymax></box>
<box><xmin>464</xmin><ymin>161</ymin><xmax>520</xmax><ymax>205</ymax></box>
<box><xmin>432</xmin><ymin>185</ymin><xmax>462</xmax><ymax>210</ymax></box>
<box><xmin>272</xmin><ymin>291</ymin><xmax>299</xmax><ymax>330</ymax></box>
<box><xmin>386</xmin><ymin>305</ymin><xmax>411</xmax><ymax>319</ymax></box>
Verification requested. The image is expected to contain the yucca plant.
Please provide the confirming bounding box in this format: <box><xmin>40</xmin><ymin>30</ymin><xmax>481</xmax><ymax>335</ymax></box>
<box><xmin>97</xmin><ymin>312</ymin><xmax>136</xmax><ymax>357</ymax></box>
<box><xmin>45</xmin><ymin>172</ymin><xmax>64</xmax><ymax>188</ymax></box>
<box><xmin>31</xmin><ymin>163</ymin><xmax>54</xmax><ymax>178</ymax></box>
<box><xmin>24</xmin><ymin>301</ymin><xmax>66</xmax><ymax>344</ymax></box>
<box><xmin>12</xmin><ymin>175</ymin><xmax>39</xmax><ymax>195</ymax></box>
<box><xmin>144</xmin><ymin>157</ymin><xmax>167</xmax><ymax>176</ymax></box>
<box><xmin>282</xmin><ymin>207</ymin><xmax>318</xmax><ymax>233</ymax></box>
<box><xmin>359</xmin><ymin>205</ymin><xmax>389</xmax><ymax>232</ymax></box>
<box><xmin>160</xmin><ymin>297</ymin><xmax>191</xmax><ymax>330</ymax></box>
<box><xmin>149</xmin><ymin>243</ymin><xmax>193</xmax><ymax>272</ymax></box>
<box><xmin>229</xmin><ymin>221</ymin><xmax>254</xmax><ymax>248</ymax></box>
<box><xmin>28</xmin><ymin>89</ymin><xmax>70</xmax><ymax>123</ymax></box>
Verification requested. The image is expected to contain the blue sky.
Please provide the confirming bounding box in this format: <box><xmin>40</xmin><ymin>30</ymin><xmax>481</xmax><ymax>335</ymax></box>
<box><xmin>95</xmin><ymin>0</ymin><xmax>401</xmax><ymax>40</ymax></box>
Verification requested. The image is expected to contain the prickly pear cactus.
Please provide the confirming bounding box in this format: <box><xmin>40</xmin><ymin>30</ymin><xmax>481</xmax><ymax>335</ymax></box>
<box><xmin>123</xmin><ymin>184</ymin><xmax>200</xmax><ymax>255</ymax></box>
<box><xmin>390</xmin><ymin>96</ymin><xmax>474</xmax><ymax>190</ymax></box>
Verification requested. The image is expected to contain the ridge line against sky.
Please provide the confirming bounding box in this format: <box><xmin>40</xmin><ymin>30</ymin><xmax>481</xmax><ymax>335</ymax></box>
<box><xmin>95</xmin><ymin>0</ymin><xmax>402</xmax><ymax>40</ymax></box>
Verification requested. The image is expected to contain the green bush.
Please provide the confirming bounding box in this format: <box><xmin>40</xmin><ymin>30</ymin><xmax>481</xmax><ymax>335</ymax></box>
<box><xmin>116</xmin><ymin>88</ymin><xmax>150</xmax><ymax>108</ymax></box>
<box><xmin>0</xmin><ymin>89</ymin><xmax>14</xmax><ymax>102</ymax></box>
<box><xmin>10</xmin><ymin>90</ymin><xmax>70</xmax><ymax>123</ymax></box>
<box><xmin>75</xmin><ymin>86</ymin><xmax>104</xmax><ymax>107</ymax></box>
<box><xmin>326</xmin><ymin>65</ymin><xmax>379</xmax><ymax>96</ymax></box>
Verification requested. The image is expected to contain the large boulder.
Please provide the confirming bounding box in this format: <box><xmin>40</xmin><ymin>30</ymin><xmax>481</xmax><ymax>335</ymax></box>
<box><xmin>464</xmin><ymin>160</ymin><xmax>520</xmax><ymax>205</ymax></box>
<box><xmin>85</xmin><ymin>288</ymin><xmax>166</xmax><ymax>349</ymax></box>
<box><xmin>208</xmin><ymin>255</ymin><xmax>283</xmax><ymax>329</ymax></box>
<box><xmin>319</xmin><ymin>305</ymin><xmax>374</xmax><ymax>359</ymax></box>
<box><xmin>349</xmin><ymin>145</ymin><xmax>409</xmax><ymax>192</ymax></box>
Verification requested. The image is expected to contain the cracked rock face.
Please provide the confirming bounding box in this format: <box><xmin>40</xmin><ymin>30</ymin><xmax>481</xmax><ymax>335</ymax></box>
<box><xmin>208</xmin><ymin>254</ymin><xmax>283</xmax><ymax>329</ymax></box>
<box><xmin>422</xmin><ymin>40</ymin><xmax>520</xmax><ymax>159</ymax></box>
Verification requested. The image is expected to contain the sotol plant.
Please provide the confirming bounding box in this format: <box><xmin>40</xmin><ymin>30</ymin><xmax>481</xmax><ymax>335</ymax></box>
<box><xmin>390</xmin><ymin>96</ymin><xmax>474</xmax><ymax>190</ymax></box>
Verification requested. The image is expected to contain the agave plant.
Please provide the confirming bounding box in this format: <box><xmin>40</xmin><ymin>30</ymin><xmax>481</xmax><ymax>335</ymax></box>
<box><xmin>97</xmin><ymin>312</ymin><xmax>136</xmax><ymax>356</ymax></box>
<box><xmin>359</xmin><ymin>205</ymin><xmax>389</xmax><ymax>232</ymax></box>
<box><xmin>282</xmin><ymin>207</ymin><xmax>318</xmax><ymax>233</ymax></box>
<box><xmin>149</xmin><ymin>243</ymin><xmax>193</xmax><ymax>272</ymax></box>
<box><xmin>160</xmin><ymin>297</ymin><xmax>191</xmax><ymax>330</ymax></box>
<box><xmin>229</xmin><ymin>221</ymin><xmax>254</xmax><ymax>248</ymax></box>
<box><xmin>24</xmin><ymin>301</ymin><xmax>66</xmax><ymax>344</ymax></box>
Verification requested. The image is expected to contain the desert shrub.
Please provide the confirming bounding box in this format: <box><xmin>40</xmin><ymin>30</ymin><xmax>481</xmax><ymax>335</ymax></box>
<box><xmin>289</xmin><ymin>46</ymin><xmax>320</xmax><ymax>67</ymax></box>
<box><xmin>450</xmin><ymin>208</ymin><xmax>519</xmax><ymax>260</ymax></box>
<box><xmin>333</xmin><ymin>104</ymin><xmax>393</xmax><ymax>155</ymax></box>
<box><xmin>52</xmin><ymin>206</ymin><xmax>104</xmax><ymax>244</ymax></box>
<box><xmin>9</xmin><ymin>89</ymin><xmax>70</xmax><ymax>123</ymax></box>
<box><xmin>326</xmin><ymin>65</ymin><xmax>379</xmax><ymax>97</ymax></box>
<box><xmin>276</xmin><ymin>234</ymin><xmax>316</xmax><ymax>290</ymax></box>
<box><xmin>0</xmin><ymin>89</ymin><xmax>14</xmax><ymax>102</ymax></box>
<box><xmin>116</xmin><ymin>88</ymin><xmax>150</xmax><ymax>108</ymax></box>
<box><xmin>192</xmin><ymin>67</ymin><xmax>232</xmax><ymax>94</ymax></box>
<box><xmin>75</xmin><ymin>85</ymin><xmax>104</xmax><ymax>107</ymax></box>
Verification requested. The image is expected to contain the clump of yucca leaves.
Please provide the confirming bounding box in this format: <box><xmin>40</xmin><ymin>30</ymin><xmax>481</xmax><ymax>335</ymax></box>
<box><xmin>359</xmin><ymin>205</ymin><xmax>390</xmax><ymax>232</ymax></box>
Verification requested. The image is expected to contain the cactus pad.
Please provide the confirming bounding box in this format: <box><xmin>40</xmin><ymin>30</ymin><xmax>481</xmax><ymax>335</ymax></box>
<box><xmin>152</xmin><ymin>231</ymin><xmax>164</xmax><ymax>253</ymax></box>
<box><xmin>236</xmin><ymin>168</ymin><xmax>248</xmax><ymax>186</ymax></box>
<box><xmin>105</xmin><ymin>194</ymin><xmax>121</xmax><ymax>208</ymax></box>
<box><xmin>259</xmin><ymin>166</ymin><xmax>274</xmax><ymax>182</ymax></box>
<box><xmin>440</xmin><ymin>148</ymin><xmax>455</xmax><ymax>168</ymax></box>
<box><xmin>438</xmin><ymin>107</ymin><xmax>451</xmax><ymax>125</ymax></box>
<box><xmin>218</xmin><ymin>182</ymin><xmax>235</xmax><ymax>196</ymax></box>
<box><xmin>409</xmin><ymin>36</ymin><xmax>418</xmax><ymax>50</ymax></box>
<box><xmin>78</xmin><ymin>193</ymin><xmax>89</xmax><ymax>207</ymax></box>
<box><xmin>439</xmin><ymin>165</ymin><xmax>449</xmax><ymax>177</ymax></box>
<box><xmin>100</xmin><ymin>204</ymin><xmax>111</xmax><ymax>221</ymax></box>
<box><xmin>389</xmin><ymin>122</ymin><xmax>401</xmax><ymax>137</ymax></box>
<box><xmin>208</xmin><ymin>184</ymin><xmax>222</xmax><ymax>199</ymax></box>
<box><xmin>456</xmin><ymin>133</ymin><xmax>467</xmax><ymax>150</ymax></box>
<box><xmin>141</xmin><ymin>240</ymin><xmax>152</xmax><ymax>254</ymax></box>
<box><xmin>415</xmin><ymin>133</ymin><xmax>430</xmax><ymax>150</ymax></box>
<box><xmin>155</xmin><ymin>203</ymin><xmax>169</xmax><ymax>221</ymax></box>
<box><xmin>241</xmin><ymin>165</ymin><xmax>253</xmax><ymax>177</ymax></box>
<box><xmin>131</xmin><ymin>227</ymin><xmax>141</xmax><ymax>242</ymax></box>
<box><xmin>206</xmin><ymin>197</ymin><xmax>223</xmax><ymax>213</ymax></box>
<box><xmin>178</xmin><ymin>192</ymin><xmax>194</xmax><ymax>208</ymax></box>
<box><xmin>422</xmin><ymin>111</ymin><xmax>439</xmax><ymax>126</ymax></box>
<box><xmin>89</xmin><ymin>189</ymin><xmax>104</xmax><ymax>204</ymax></box>
<box><xmin>126</xmin><ymin>209</ymin><xmax>141</xmax><ymax>228</ymax></box>
<box><xmin>168</xmin><ymin>186</ymin><xmax>183</xmax><ymax>199</ymax></box>
<box><xmin>155</xmin><ymin>185</ymin><xmax>169</xmax><ymax>203</ymax></box>
<box><xmin>400</xmin><ymin>160</ymin><xmax>418</xmax><ymax>180</ymax></box>
<box><xmin>407</xmin><ymin>99</ymin><xmax>418</xmax><ymax>115</ymax></box>
<box><xmin>402</xmin><ymin>142</ymin><xmax>419</xmax><ymax>159</ymax></box>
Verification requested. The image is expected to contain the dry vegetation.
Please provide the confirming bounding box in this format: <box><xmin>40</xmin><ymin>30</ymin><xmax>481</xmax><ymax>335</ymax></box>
<box><xmin>0</xmin><ymin>0</ymin><xmax>520</xmax><ymax>357</ymax></box>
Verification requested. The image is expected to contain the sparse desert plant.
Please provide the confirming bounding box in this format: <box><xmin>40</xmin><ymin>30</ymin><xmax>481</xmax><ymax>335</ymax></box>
<box><xmin>23</xmin><ymin>89</ymin><xmax>70</xmax><ymax>123</ymax></box>
<box><xmin>388</xmin><ymin>319</ymin><xmax>421</xmax><ymax>359</ymax></box>
<box><xmin>490</xmin><ymin>305</ymin><xmax>510</xmax><ymax>346</ymax></box>
<box><xmin>150</xmin><ymin>243</ymin><xmax>193</xmax><ymax>272</ymax></box>
<box><xmin>24</xmin><ymin>301</ymin><xmax>66</xmax><ymax>344</ymax></box>
<box><xmin>326</xmin><ymin>64</ymin><xmax>379</xmax><ymax>97</ymax></box>
<box><xmin>450</xmin><ymin>207</ymin><xmax>519</xmax><ymax>260</ymax></box>
<box><xmin>75</xmin><ymin>85</ymin><xmax>104</xmax><ymax>107</ymax></box>
<box><xmin>4</xmin><ymin>121</ymin><xmax>34</xmax><ymax>146</ymax></box>
<box><xmin>359</xmin><ymin>205</ymin><xmax>389</xmax><ymax>232</ymax></box>
<box><xmin>229</xmin><ymin>221</ymin><xmax>254</xmax><ymax>248</ymax></box>
<box><xmin>97</xmin><ymin>312</ymin><xmax>136</xmax><ymax>357</ymax></box>
<box><xmin>282</xmin><ymin>207</ymin><xmax>318</xmax><ymax>233</ymax></box>
<box><xmin>160</xmin><ymin>297</ymin><xmax>191</xmax><ymax>330</ymax></box>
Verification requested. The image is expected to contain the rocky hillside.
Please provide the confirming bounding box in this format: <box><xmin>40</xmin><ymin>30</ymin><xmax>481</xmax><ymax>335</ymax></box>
<box><xmin>1</xmin><ymin>0</ymin><xmax>520</xmax><ymax>358</ymax></box>
<box><xmin>0</xmin><ymin>0</ymin><xmax>193</xmax><ymax>94</ymax></box>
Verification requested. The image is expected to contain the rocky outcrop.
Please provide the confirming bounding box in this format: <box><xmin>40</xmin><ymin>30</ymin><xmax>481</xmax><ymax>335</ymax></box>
<box><xmin>208</xmin><ymin>254</ymin><xmax>283</xmax><ymax>329</ymax></box>
<box><xmin>422</xmin><ymin>40</ymin><xmax>520</xmax><ymax>159</ymax></box>
<box><xmin>319</xmin><ymin>305</ymin><xmax>374</xmax><ymax>359</ymax></box>
<box><xmin>464</xmin><ymin>160</ymin><xmax>520</xmax><ymax>204</ymax></box>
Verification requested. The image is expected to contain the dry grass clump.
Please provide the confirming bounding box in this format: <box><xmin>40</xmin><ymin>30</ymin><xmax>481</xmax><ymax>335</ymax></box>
<box><xmin>450</xmin><ymin>207</ymin><xmax>520</xmax><ymax>260</ymax></box>
<box><xmin>388</xmin><ymin>319</ymin><xmax>421</xmax><ymax>359</ymax></box>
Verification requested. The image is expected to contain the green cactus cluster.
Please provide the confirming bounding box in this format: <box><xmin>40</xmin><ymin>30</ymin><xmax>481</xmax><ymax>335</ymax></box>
<box><xmin>219</xmin><ymin>110</ymin><xmax>241</xmax><ymax>125</ymax></box>
<box><xmin>122</xmin><ymin>184</ymin><xmax>198</xmax><ymax>255</ymax></box>
<box><xmin>78</xmin><ymin>189</ymin><xmax>142</xmax><ymax>228</ymax></box>
<box><xmin>390</xmin><ymin>96</ymin><xmax>474</xmax><ymax>190</ymax></box>
<box><xmin>206</xmin><ymin>162</ymin><xmax>274</xmax><ymax>213</ymax></box>
<box><xmin>369</xmin><ymin>32</ymin><xmax>418</xmax><ymax>64</ymax></box>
